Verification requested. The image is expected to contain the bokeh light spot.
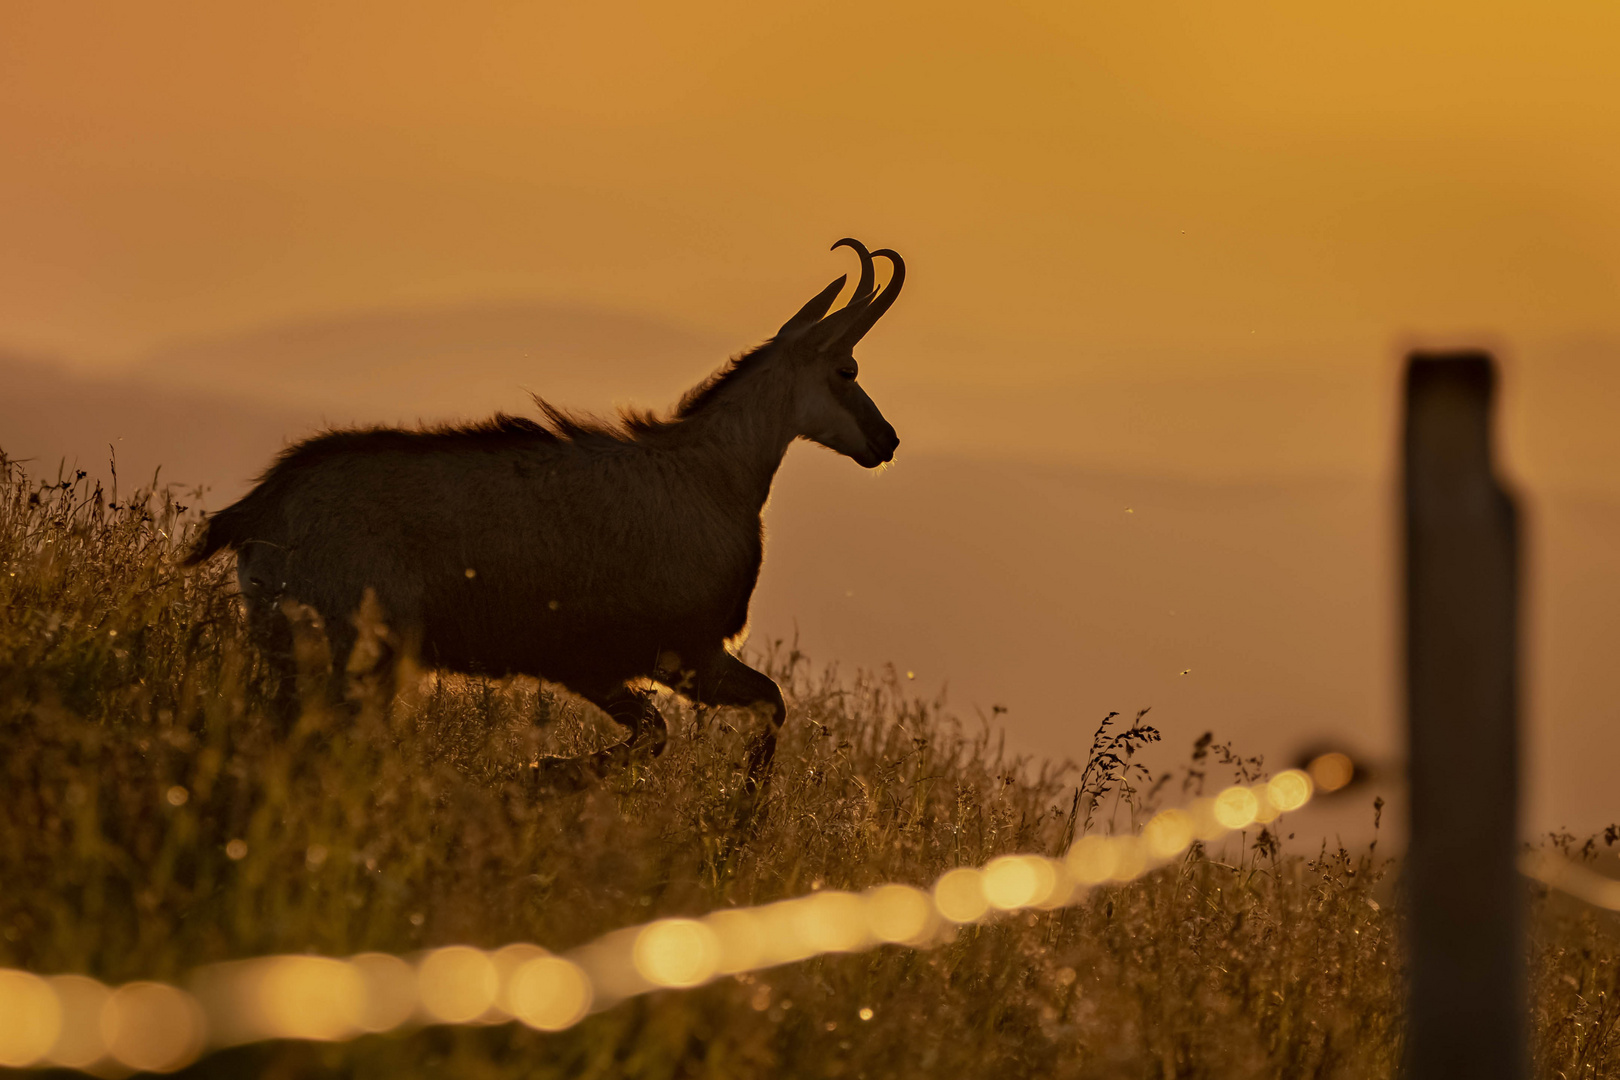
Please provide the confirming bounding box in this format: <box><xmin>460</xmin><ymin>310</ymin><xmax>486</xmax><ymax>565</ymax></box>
<box><xmin>43</xmin><ymin>975</ymin><xmax>109</xmax><ymax>1069</ymax></box>
<box><xmin>794</xmin><ymin>891</ymin><xmax>869</xmax><ymax>953</ymax></box>
<box><xmin>1065</xmin><ymin>835</ymin><xmax>1119</xmax><ymax>885</ymax></box>
<box><xmin>416</xmin><ymin>947</ymin><xmax>498</xmax><ymax>1024</ymax></box>
<box><xmin>489</xmin><ymin>944</ymin><xmax>549</xmax><ymax>1019</ymax></box>
<box><xmin>1307</xmin><ymin>752</ymin><xmax>1355</xmax><ymax>793</ymax></box>
<box><xmin>1267</xmin><ymin>769</ymin><xmax>1314</xmax><ymax>812</ymax></box>
<box><xmin>256</xmin><ymin>957</ymin><xmax>364</xmax><ymax>1041</ymax></box>
<box><xmin>703</xmin><ymin>909</ymin><xmax>766</xmax><ymax>974</ymax></box>
<box><xmin>632</xmin><ymin>920</ymin><xmax>720</xmax><ymax>988</ymax></box>
<box><xmin>752</xmin><ymin>901</ymin><xmax>820</xmax><ymax>966</ymax></box>
<box><xmin>982</xmin><ymin>855</ymin><xmax>1058</xmax><ymax>910</ymax></box>
<box><xmin>508</xmin><ymin>956</ymin><xmax>592</xmax><ymax>1031</ymax></box>
<box><xmin>1143</xmin><ymin>810</ymin><xmax>1194</xmax><ymax>859</ymax></box>
<box><xmin>1187</xmin><ymin>798</ymin><xmax>1227</xmax><ymax>840</ymax></box>
<box><xmin>933</xmin><ymin>867</ymin><xmax>989</xmax><ymax>923</ymax></box>
<box><xmin>101</xmin><ymin>981</ymin><xmax>205</xmax><ymax>1073</ymax></box>
<box><xmin>1109</xmin><ymin>837</ymin><xmax>1148</xmax><ymax>881</ymax></box>
<box><xmin>1213</xmin><ymin>786</ymin><xmax>1260</xmax><ymax>829</ymax></box>
<box><xmin>865</xmin><ymin>884</ymin><xmax>934</xmax><ymax>945</ymax></box>
<box><xmin>348</xmin><ymin>953</ymin><xmax>418</xmax><ymax>1032</ymax></box>
<box><xmin>0</xmin><ymin>969</ymin><xmax>62</xmax><ymax>1068</ymax></box>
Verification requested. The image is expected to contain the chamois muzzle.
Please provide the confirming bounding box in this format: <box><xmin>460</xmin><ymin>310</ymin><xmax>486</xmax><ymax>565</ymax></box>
<box><xmin>868</xmin><ymin>420</ymin><xmax>900</xmax><ymax>466</ymax></box>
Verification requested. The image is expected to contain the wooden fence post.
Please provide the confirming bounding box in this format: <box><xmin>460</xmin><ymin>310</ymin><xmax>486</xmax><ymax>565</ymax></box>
<box><xmin>1403</xmin><ymin>352</ymin><xmax>1525</xmax><ymax>1078</ymax></box>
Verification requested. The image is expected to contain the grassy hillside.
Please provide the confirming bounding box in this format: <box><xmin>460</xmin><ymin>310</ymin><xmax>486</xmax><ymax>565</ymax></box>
<box><xmin>2</xmin><ymin>456</ymin><xmax>1618</xmax><ymax>1078</ymax></box>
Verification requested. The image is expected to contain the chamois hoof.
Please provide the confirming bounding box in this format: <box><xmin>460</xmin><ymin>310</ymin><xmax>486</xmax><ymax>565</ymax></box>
<box><xmin>525</xmin><ymin>756</ymin><xmax>599</xmax><ymax>795</ymax></box>
<box><xmin>632</xmin><ymin>705</ymin><xmax>670</xmax><ymax>758</ymax></box>
<box><xmin>527</xmin><ymin>730</ymin><xmax>667</xmax><ymax>794</ymax></box>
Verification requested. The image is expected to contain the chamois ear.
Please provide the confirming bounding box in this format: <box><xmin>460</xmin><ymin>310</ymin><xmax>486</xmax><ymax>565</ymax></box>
<box><xmin>777</xmin><ymin>275</ymin><xmax>847</xmax><ymax>339</ymax></box>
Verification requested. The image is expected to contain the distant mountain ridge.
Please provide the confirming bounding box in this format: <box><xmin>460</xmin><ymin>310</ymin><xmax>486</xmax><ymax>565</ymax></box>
<box><xmin>133</xmin><ymin>300</ymin><xmax>735</xmax><ymax>426</ymax></box>
<box><xmin>0</xmin><ymin>351</ymin><xmax>307</xmax><ymax>499</ymax></box>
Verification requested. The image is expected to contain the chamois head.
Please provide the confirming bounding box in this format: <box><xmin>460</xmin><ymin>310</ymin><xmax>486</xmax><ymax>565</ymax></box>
<box><xmin>769</xmin><ymin>238</ymin><xmax>904</xmax><ymax>468</ymax></box>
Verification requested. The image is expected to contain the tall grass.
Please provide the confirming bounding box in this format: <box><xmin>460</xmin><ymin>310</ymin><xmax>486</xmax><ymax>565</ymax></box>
<box><xmin>2</xmin><ymin>455</ymin><xmax>1618</xmax><ymax>1077</ymax></box>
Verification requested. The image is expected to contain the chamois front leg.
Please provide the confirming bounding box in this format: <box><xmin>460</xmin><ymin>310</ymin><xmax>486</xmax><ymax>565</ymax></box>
<box><xmin>694</xmin><ymin>651</ymin><xmax>786</xmax><ymax>800</ymax></box>
<box><xmin>529</xmin><ymin>685</ymin><xmax>669</xmax><ymax>793</ymax></box>
<box><xmin>585</xmin><ymin>685</ymin><xmax>670</xmax><ymax>758</ymax></box>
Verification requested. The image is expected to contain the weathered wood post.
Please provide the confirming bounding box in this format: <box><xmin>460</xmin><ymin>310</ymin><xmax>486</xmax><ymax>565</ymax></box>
<box><xmin>1403</xmin><ymin>352</ymin><xmax>1524</xmax><ymax>1078</ymax></box>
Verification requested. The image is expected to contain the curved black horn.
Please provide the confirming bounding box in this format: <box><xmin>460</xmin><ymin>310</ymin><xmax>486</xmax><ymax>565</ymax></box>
<box><xmin>836</xmin><ymin>247</ymin><xmax>905</xmax><ymax>347</ymax></box>
<box><xmin>830</xmin><ymin>237</ymin><xmax>877</xmax><ymax>305</ymax></box>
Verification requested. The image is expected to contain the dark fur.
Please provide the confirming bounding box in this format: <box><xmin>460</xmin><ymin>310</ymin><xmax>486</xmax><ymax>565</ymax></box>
<box><xmin>189</xmin><ymin>398</ymin><xmax>772</xmax><ymax>691</ymax></box>
<box><xmin>187</xmin><ymin>244</ymin><xmax>903</xmax><ymax>795</ymax></box>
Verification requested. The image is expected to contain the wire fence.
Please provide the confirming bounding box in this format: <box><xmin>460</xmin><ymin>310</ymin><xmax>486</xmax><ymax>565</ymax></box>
<box><xmin>2</xmin><ymin>744</ymin><xmax>1609</xmax><ymax>1074</ymax></box>
<box><xmin>0</xmin><ymin>769</ymin><xmax>1322</xmax><ymax>1073</ymax></box>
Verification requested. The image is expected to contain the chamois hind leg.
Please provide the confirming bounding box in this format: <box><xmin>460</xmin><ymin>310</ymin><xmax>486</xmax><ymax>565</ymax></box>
<box><xmin>692</xmin><ymin>651</ymin><xmax>786</xmax><ymax>801</ymax></box>
<box><xmin>241</xmin><ymin>584</ymin><xmax>337</xmax><ymax>736</ymax></box>
<box><xmin>529</xmin><ymin>685</ymin><xmax>668</xmax><ymax>792</ymax></box>
<box><xmin>243</xmin><ymin>592</ymin><xmax>300</xmax><ymax>734</ymax></box>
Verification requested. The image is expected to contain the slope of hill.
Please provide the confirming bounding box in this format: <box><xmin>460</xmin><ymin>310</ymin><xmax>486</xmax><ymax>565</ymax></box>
<box><xmin>5</xmin><ymin>351</ymin><xmax>1618</xmax><ymax>838</ymax></box>
<box><xmin>4</xmin><ymin>455</ymin><xmax>1618</xmax><ymax>1077</ymax></box>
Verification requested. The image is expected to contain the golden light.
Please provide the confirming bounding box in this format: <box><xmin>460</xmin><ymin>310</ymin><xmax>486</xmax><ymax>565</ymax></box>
<box><xmin>255</xmin><ymin>956</ymin><xmax>365</xmax><ymax>1041</ymax></box>
<box><xmin>1065</xmin><ymin>835</ymin><xmax>1119</xmax><ymax>885</ymax></box>
<box><xmin>0</xmin><ymin>969</ymin><xmax>61</xmax><ymax>1068</ymax></box>
<box><xmin>1212</xmin><ymin>786</ymin><xmax>1260</xmax><ymax>829</ymax></box>
<box><xmin>101</xmin><ymin>981</ymin><xmax>206</xmax><ymax>1073</ymax></box>
<box><xmin>347</xmin><ymin>952</ymin><xmax>418</xmax><ymax>1032</ymax></box>
<box><xmin>1252</xmin><ymin>790</ymin><xmax>1281</xmax><ymax>824</ymax></box>
<box><xmin>507</xmin><ymin>956</ymin><xmax>592</xmax><ymax>1032</ymax></box>
<box><xmin>1307</xmin><ymin>752</ymin><xmax>1355</xmax><ymax>793</ymax></box>
<box><xmin>43</xmin><ymin>975</ymin><xmax>110</xmax><ymax>1069</ymax></box>
<box><xmin>489</xmin><ymin>943</ymin><xmax>550</xmax><ymax>1020</ymax></box>
<box><xmin>1109</xmin><ymin>837</ymin><xmax>1147</xmax><ymax>882</ymax></box>
<box><xmin>932</xmin><ymin>867</ymin><xmax>990</xmax><ymax>924</ymax></box>
<box><xmin>416</xmin><ymin>947</ymin><xmax>498</xmax><ymax>1024</ymax></box>
<box><xmin>1143</xmin><ymin>810</ymin><xmax>1194</xmax><ymax>860</ymax></box>
<box><xmin>793</xmin><ymin>891</ymin><xmax>870</xmax><ymax>953</ymax></box>
<box><xmin>864</xmin><ymin>884</ymin><xmax>935</xmax><ymax>945</ymax></box>
<box><xmin>1267</xmin><ymin>770</ymin><xmax>1314</xmax><ymax>812</ymax></box>
<box><xmin>703</xmin><ymin>908</ymin><xmax>766</xmax><ymax>974</ymax></box>
<box><xmin>982</xmin><ymin>855</ymin><xmax>1058</xmax><ymax>910</ymax></box>
<box><xmin>632</xmin><ymin>919</ymin><xmax>721</xmax><ymax>988</ymax></box>
<box><xmin>0</xmin><ymin>750</ymin><xmax>1347</xmax><ymax>1071</ymax></box>
<box><xmin>1187</xmin><ymin>798</ymin><xmax>1228</xmax><ymax>841</ymax></box>
<box><xmin>750</xmin><ymin>901</ymin><xmax>821</xmax><ymax>966</ymax></box>
<box><xmin>1034</xmin><ymin>865</ymin><xmax>1078</xmax><ymax>911</ymax></box>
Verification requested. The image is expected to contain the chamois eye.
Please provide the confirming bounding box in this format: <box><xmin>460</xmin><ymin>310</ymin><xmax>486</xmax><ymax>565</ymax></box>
<box><xmin>837</xmin><ymin>366</ymin><xmax>858</xmax><ymax>380</ymax></box>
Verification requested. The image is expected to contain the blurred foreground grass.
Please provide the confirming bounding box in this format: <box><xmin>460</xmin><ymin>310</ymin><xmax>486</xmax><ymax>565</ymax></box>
<box><xmin>3</xmin><ymin>456</ymin><xmax>1620</xmax><ymax>1078</ymax></box>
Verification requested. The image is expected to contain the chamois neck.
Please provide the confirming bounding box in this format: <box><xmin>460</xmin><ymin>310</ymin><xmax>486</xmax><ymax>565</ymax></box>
<box><xmin>670</xmin><ymin>369</ymin><xmax>797</xmax><ymax>511</ymax></box>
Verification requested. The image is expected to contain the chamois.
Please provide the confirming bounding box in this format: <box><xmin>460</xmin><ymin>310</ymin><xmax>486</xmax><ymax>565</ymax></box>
<box><xmin>186</xmin><ymin>239</ymin><xmax>904</xmax><ymax>797</ymax></box>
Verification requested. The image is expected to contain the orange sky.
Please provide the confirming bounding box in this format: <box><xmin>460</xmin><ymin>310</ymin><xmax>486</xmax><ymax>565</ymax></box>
<box><xmin>4</xmin><ymin>2</ymin><xmax>1620</xmax><ymax>476</ymax></box>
